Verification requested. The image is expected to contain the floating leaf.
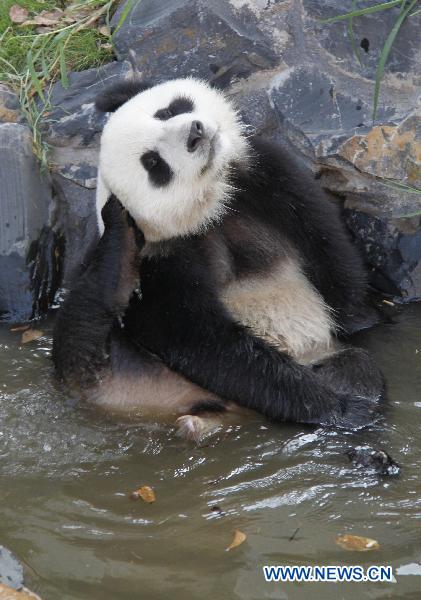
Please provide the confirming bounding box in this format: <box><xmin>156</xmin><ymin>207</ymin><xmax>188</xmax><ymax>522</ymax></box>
<box><xmin>21</xmin><ymin>329</ymin><xmax>43</xmax><ymax>344</ymax></box>
<box><xmin>336</xmin><ymin>534</ymin><xmax>380</xmax><ymax>552</ymax></box>
<box><xmin>131</xmin><ymin>485</ymin><xmax>156</xmax><ymax>503</ymax></box>
<box><xmin>9</xmin><ymin>4</ymin><xmax>29</xmax><ymax>24</ymax></box>
<box><xmin>226</xmin><ymin>529</ymin><xmax>247</xmax><ymax>551</ymax></box>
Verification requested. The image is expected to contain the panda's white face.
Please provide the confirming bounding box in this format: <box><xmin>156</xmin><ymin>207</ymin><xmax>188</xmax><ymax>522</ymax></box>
<box><xmin>97</xmin><ymin>78</ymin><xmax>249</xmax><ymax>241</ymax></box>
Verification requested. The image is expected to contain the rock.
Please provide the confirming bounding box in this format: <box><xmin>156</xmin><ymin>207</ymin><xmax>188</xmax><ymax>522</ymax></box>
<box><xmin>302</xmin><ymin>0</ymin><xmax>420</xmax><ymax>82</ymax></box>
<box><xmin>38</xmin><ymin>62</ymin><xmax>136</xmax><ymax>289</ymax></box>
<box><xmin>0</xmin><ymin>124</ymin><xmax>57</xmax><ymax>323</ymax></box>
<box><xmin>111</xmin><ymin>0</ymin><xmax>280</xmax><ymax>88</ymax></box>
<box><xmin>345</xmin><ymin>208</ymin><xmax>421</xmax><ymax>299</ymax></box>
<box><xmin>347</xmin><ymin>446</ymin><xmax>400</xmax><ymax>476</ymax></box>
<box><xmin>0</xmin><ymin>85</ymin><xmax>22</xmax><ymax>124</ymax></box>
<box><xmin>0</xmin><ymin>546</ymin><xmax>23</xmax><ymax>590</ymax></box>
<box><xmin>44</xmin><ymin>60</ymin><xmax>131</xmax><ymax>148</ymax></box>
<box><xmin>52</xmin><ymin>175</ymin><xmax>98</xmax><ymax>287</ymax></box>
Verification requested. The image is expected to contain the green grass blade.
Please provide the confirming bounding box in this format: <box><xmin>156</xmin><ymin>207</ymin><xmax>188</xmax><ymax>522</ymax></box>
<box><xmin>112</xmin><ymin>0</ymin><xmax>137</xmax><ymax>37</ymax></box>
<box><xmin>26</xmin><ymin>50</ymin><xmax>45</xmax><ymax>102</ymax></box>
<box><xmin>105</xmin><ymin>0</ymin><xmax>113</xmax><ymax>29</ymax></box>
<box><xmin>372</xmin><ymin>0</ymin><xmax>418</xmax><ymax>122</ymax></box>
<box><xmin>378</xmin><ymin>179</ymin><xmax>421</xmax><ymax>195</ymax></box>
<box><xmin>347</xmin><ymin>0</ymin><xmax>363</xmax><ymax>66</ymax></box>
<box><xmin>320</xmin><ymin>0</ymin><xmax>403</xmax><ymax>23</ymax></box>
<box><xmin>59</xmin><ymin>42</ymin><xmax>69</xmax><ymax>89</ymax></box>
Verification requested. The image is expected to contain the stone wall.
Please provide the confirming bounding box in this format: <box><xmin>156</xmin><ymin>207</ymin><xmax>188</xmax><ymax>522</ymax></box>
<box><xmin>1</xmin><ymin>0</ymin><xmax>420</xmax><ymax>322</ymax></box>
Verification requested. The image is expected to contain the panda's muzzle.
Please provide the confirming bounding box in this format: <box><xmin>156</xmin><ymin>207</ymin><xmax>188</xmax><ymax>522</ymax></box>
<box><xmin>187</xmin><ymin>120</ymin><xmax>205</xmax><ymax>152</ymax></box>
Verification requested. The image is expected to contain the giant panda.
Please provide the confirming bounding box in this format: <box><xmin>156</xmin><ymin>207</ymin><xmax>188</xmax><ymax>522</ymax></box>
<box><xmin>52</xmin><ymin>77</ymin><xmax>384</xmax><ymax>441</ymax></box>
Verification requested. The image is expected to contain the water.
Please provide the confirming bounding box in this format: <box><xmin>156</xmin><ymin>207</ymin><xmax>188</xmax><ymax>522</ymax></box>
<box><xmin>0</xmin><ymin>306</ymin><xmax>420</xmax><ymax>599</ymax></box>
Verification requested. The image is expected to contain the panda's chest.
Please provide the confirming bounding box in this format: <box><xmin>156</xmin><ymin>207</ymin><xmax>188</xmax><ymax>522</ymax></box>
<box><xmin>219</xmin><ymin>256</ymin><xmax>334</xmax><ymax>362</ymax></box>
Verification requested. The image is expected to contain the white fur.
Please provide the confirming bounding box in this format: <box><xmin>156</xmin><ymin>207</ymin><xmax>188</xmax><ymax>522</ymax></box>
<box><xmin>96</xmin><ymin>78</ymin><xmax>249</xmax><ymax>241</ymax></box>
<box><xmin>221</xmin><ymin>257</ymin><xmax>335</xmax><ymax>364</ymax></box>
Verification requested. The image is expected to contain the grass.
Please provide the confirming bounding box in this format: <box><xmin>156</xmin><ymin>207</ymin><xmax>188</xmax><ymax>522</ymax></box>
<box><xmin>0</xmin><ymin>0</ymin><xmax>127</xmax><ymax>167</ymax></box>
<box><xmin>0</xmin><ymin>1</ymin><xmax>115</xmax><ymax>77</ymax></box>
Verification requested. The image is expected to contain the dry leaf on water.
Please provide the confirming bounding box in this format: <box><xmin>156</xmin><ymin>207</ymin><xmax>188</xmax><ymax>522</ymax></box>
<box><xmin>131</xmin><ymin>485</ymin><xmax>156</xmax><ymax>503</ymax></box>
<box><xmin>9</xmin><ymin>4</ymin><xmax>29</xmax><ymax>23</ymax></box>
<box><xmin>336</xmin><ymin>534</ymin><xmax>380</xmax><ymax>552</ymax></box>
<box><xmin>21</xmin><ymin>329</ymin><xmax>43</xmax><ymax>344</ymax></box>
<box><xmin>226</xmin><ymin>529</ymin><xmax>247</xmax><ymax>551</ymax></box>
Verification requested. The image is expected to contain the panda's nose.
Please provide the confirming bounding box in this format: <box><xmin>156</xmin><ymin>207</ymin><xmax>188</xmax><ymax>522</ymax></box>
<box><xmin>187</xmin><ymin>120</ymin><xmax>204</xmax><ymax>152</ymax></box>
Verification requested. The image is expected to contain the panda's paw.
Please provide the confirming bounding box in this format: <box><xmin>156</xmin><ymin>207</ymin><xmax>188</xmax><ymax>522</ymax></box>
<box><xmin>101</xmin><ymin>194</ymin><xmax>125</xmax><ymax>228</ymax></box>
<box><xmin>175</xmin><ymin>415</ymin><xmax>221</xmax><ymax>443</ymax></box>
<box><xmin>333</xmin><ymin>393</ymin><xmax>380</xmax><ymax>430</ymax></box>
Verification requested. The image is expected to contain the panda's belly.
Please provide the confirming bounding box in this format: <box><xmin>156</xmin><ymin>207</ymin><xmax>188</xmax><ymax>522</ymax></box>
<box><xmin>220</xmin><ymin>257</ymin><xmax>335</xmax><ymax>364</ymax></box>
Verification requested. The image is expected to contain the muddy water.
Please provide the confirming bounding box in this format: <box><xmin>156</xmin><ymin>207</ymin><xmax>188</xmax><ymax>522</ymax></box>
<box><xmin>0</xmin><ymin>306</ymin><xmax>420</xmax><ymax>600</ymax></box>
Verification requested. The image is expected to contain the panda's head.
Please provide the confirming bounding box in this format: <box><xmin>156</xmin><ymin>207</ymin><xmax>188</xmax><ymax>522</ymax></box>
<box><xmin>95</xmin><ymin>78</ymin><xmax>249</xmax><ymax>242</ymax></box>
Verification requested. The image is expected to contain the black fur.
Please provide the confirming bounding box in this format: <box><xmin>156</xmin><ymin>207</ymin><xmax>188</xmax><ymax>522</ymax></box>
<box><xmin>53</xmin><ymin>137</ymin><xmax>384</xmax><ymax>428</ymax></box>
<box><xmin>95</xmin><ymin>80</ymin><xmax>153</xmax><ymax>113</ymax></box>
<box><xmin>140</xmin><ymin>150</ymin><xmax>173</xmax><ymax>187</ymax></box>
<box><xmin>190</xmin><ymin>400</ymin><xmax>228</xmax><ymax>415</ymax></box>
<box><xmin>154</xmin><ymin>96</ymin><xmax>194</xmax><ymax>120</ymax></box>
<box><xmin>53</xmin><ymin>196</ymin><xmax>143</xmax><ymax>385</ymax></box>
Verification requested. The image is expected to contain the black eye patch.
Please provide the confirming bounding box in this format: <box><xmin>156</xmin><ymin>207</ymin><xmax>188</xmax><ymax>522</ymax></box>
<box><xmin>140</xmin><ymin>151</ymin><xmax>173</xmax><ymax>187</ymax></box>
<box><xmin>154</xmin><ymin>96</ymin><xmax>194</xmax><ymax>121</ymax></box>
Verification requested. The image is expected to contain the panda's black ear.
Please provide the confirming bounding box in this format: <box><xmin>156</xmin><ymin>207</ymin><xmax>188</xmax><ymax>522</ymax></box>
<box><xmin>95</xmin><ymin>79</ymin><xmax>153</xmax><ymax>113</ymax></box>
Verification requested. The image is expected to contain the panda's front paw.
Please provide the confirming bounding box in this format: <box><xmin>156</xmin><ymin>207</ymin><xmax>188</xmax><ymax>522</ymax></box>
<box><xmin>101</xmin><ymin>194</ymin><xmax>126</xmax><ymax>229</ymax></box>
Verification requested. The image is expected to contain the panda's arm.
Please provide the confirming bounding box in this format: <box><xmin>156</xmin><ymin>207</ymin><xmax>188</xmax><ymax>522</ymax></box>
<box><xmin>52</xmin><ymin>197</ymin><xmax>142</xmax><ymax>383</ymax></box>
<box><xmin>124</xmin><ymin>248</ymin><xmax>371</xmax><ymax>428</ymax></box>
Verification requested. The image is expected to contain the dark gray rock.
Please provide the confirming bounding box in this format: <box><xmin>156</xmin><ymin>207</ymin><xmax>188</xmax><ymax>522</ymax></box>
<box><xmin>345</xmin><ymin>209</ymin><xmax>421</xmax><ymax>299</ymax></box>
<box><xmin>0</xmin><ymin>124</ymin><xmax>53</xmax><ymax>322</ymax></box>
<box><xmin>111</xmin><ymin>0</ymin><xmax>280</xmax><ymax>87</ymax></box>
<box><xmin>0</xmin><ymin>84</ymin><xmax>22</xmax><ymax>124</ymax></box>
<box><xmin>347</xmin><ymin>446</ymin><xmax>400</xmax><ymax>476</ymax></box>
<box><xmin>0</xmin><ymin>545</ymin><xmax>24</xmax><ymax>590</ymax></box>
<box><xmin>52</xmin><ymin>175</ymin><xmax>98</xmax><ymax>287</ymax></box>
<box><xmin>44</xmin><ymin>60</ymin><xmax>131</xmax><ymax>147</ymax></box>
<box><xmin>302</xmin><ymin>0</ymin><xmax>420</xmax><ymax>81</ymax></box>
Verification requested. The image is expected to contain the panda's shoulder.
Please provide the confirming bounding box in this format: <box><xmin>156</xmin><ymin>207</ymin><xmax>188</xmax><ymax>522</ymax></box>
<box><xmin>234</xmin><ymin>135</ymin><xmax>341</xmax><ymax>226</ymax></box>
